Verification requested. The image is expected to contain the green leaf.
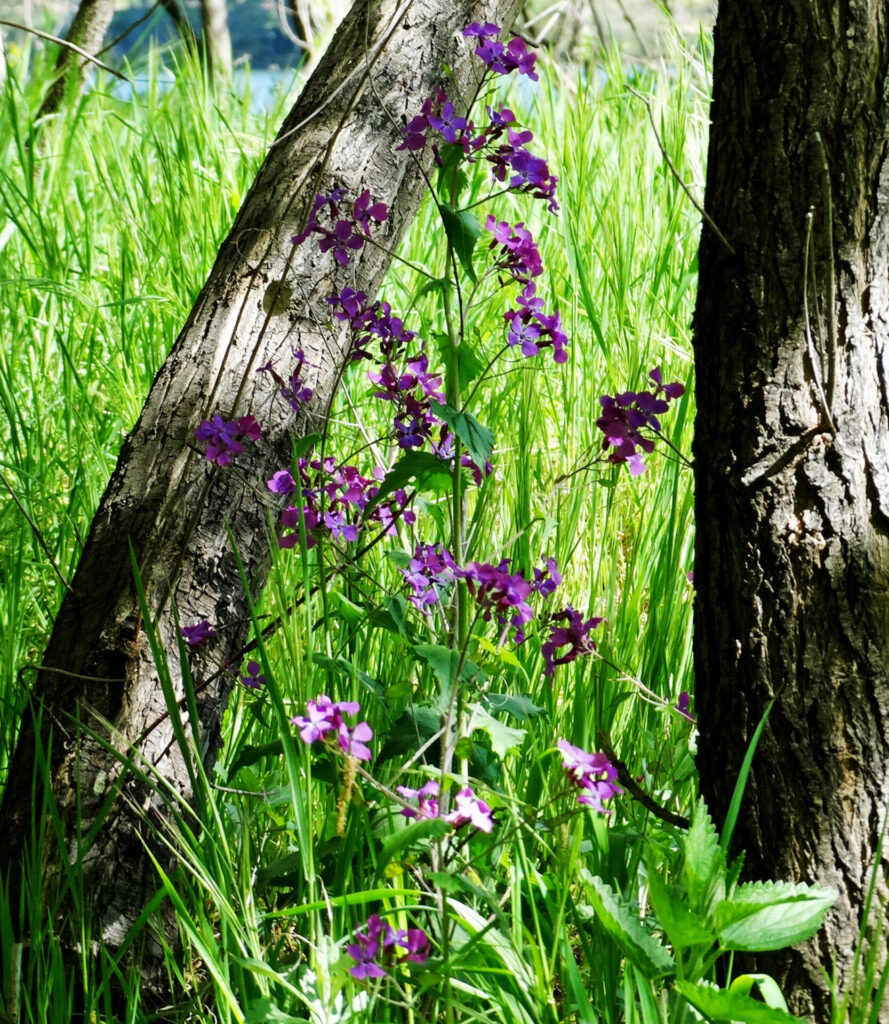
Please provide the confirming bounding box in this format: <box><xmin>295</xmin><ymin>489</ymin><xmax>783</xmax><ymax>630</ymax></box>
<box><xmin>731</xmin><ymin>975</ymin><xmax>791</xmax><ymax>1011</ymax></box>
<box><xmin>256</xmin><ymin>852</ymin><xmax>304</xmax><ymax>889</ymax></box>
<box><xmin>378</xmin><ymin>817</ymin><xmax>451</xmax><ymax>872</ymax></box>
<box><xmin>229</xmin><ymin>740</ymin><xmax>284</xmax><ymax>775</ymax></box>
<box><xmin>586</xmin><ymin>875</ymin><xmax>676</xmax><ymax>980</ymax></box>
<box><xmin>481</xmin><ymin>691</ymin><xmax>545</xmax><ymax>721</ymax></box>
<box><xmin>377</xmin><ymin>705</ymin><xmax>442</xmax><ymax>763</ymax></box>
<box><xmin>437</xmin><ymin>402</ymin><xmax>494</xmax><ymax>470</ymax></box>
<box><xmin>646</xmin><ymin>867</ymin><xmax>714</xmax><ymax>949</ymax></box>
<box><xmin>432</xmin><ymin>330</ymin><xmax>486</xmax><ymax>390</ymax></box>
<box><xmin>683</xmin><ymin>798</ymin><xmax>726</xmax><ymax>919</ymax></box>
<box><xmin>311</xmin><ymin>653</ymin><xmax>382</xmax><ymax>698</ymax></box>
<box><xmin>365</xmin><ymin>451</ymin><xmax>452</xmax><ymax>514</ymax></box>
<box><xmin>715</xmin><ymin>880</ymin><xmax>838</xmax><ymax>951</ymax></box>
<box><xmin>675</xmin><ymin>980</ymin><xmax>804</xmax><ymax>1023</ymax></box>
<box><xmin>440</xmin><ymin>203</ymin><xmax>481</xmax><ymax>282</ymax></box>
<box><xmin>469</xmin><ymin>703</ymin><xmax>526</xmax><ymax>759</ymax></box>
<box><xmin>292</xmin><ymin>432</ymin><xmax>322</xmax><ymax>460</ymax></box>
<box><xmin>413</xmin><ymin>644</ymin><xmax>487</xmax><ymax>691</ymax></box>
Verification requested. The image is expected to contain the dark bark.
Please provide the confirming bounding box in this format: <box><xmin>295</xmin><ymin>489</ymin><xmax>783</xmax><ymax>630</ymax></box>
<box><xmin>0</xmin><ymin>0</ymin><xmax>520</xmax><ymax>1001</ymax></box>
<box><xmin>694</xmin><ymin>1</ymin><xmax>889</xmax><ymax>1019</ymax></box>
<box><xmin>38</xmin><ymin>0</ymin><xmax>115</xmax><ymax>119</ymax></box>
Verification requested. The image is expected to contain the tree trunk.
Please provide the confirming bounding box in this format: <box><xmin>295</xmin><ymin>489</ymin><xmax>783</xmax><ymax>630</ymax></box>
<box><xmin>38</xmin><ymin>0</ymin><xmax>115</xmax><ymax>119</ymax></box>
<box><xmin>694</xmin><ymin>1</ymin><xmax>889</xmax><ymax>1018</ymax></box>
<box><xmin>0</xmin><ymin>0</ymin><xmax>520</xmax><ymax>1000</ymax></box>
<box><xmin>199</xmin><ymin>0</ymin><xmax>232</xmax><ymax>77</ymax></box>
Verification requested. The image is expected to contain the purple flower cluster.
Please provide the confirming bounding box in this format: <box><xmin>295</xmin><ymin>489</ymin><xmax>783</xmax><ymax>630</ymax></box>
<box><xmin>503</xmin><ymin>282</ymin><xmax>568</xmax><ymax>363</ymax></box>
<box><xmin>542</xmin><ymin>607</ymin><xmax>603</xmax><ymax>677</ymax></box>
<box><xmin>180</xmin><ymin>620</ymin><xmax>216</xmax><ymax>649</ymax></box>
<box><xmin>486</xmin><ymin>125</ymin><xmax>559</xmax><ymax>213</ymax></box>
<box><xmin>464</xmin><ymin>23</ymin><xmax>537</xmax><ymax>80</ymax></box>
<box><xmin>596</xmin><ymin>367</ymin><xmax>686</xmax><ymax>475</ymax></box>
<box><xmin>395</xmin><ymin>780</ymin><xmax>495</xmax><ymax>832</ymax></box>
<box><xmin>396</xmin><ymin>26</ymin><xmax>558</xmax><ymax>214</ymax></box>
<box><xmin>400</xmin><ymin>547</ymin><xmax>560</xmax><ymax>643</ymax></box>
<box><xmin>257</xmin><ymin>348</ymin><xmax>313</xmax><ymax>412</ymax></box>
<box><xmin>194</xmin><ymin>414</ymin><xmax>261</xmax><ymax>466</ymax></box>
<box><xmin>557</xmin><ymin>740</ymin><xmax>623</xmax><ymax>814</ymax></box>
<box><xmin>268</xmin><ymin>457</ymin><xmax>415</xmax><ymax>550</ymax></box>
<box><xmin>485</xmin><ymin>216</ymin><xmax>543</xmax><ymax>282</ymax></box>
<box><xmin>292</xmin><ymin>189</ymin><xmax>388</xmax><ymax>267</ymax></box>
<box><xmin>347</xmin><ymin>914</ymin><xmax>430</xmax><ymax>980</ymax></box>
<box><xmin>291</xmin><ymin>695</ymin><xmax>373</xmax><ymax>762</ymax></box>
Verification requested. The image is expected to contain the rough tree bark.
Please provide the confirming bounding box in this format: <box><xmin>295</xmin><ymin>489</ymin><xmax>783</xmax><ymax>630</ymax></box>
<box><xmin>694</xmin><ymin>2</ymin><xmax>889</xmax><ymax>1018</ymax></box>
<box><xmin>0</xmin><ymin>0</ymin><xmax>520</xmax><ymax>998</ymax></box>
<box><xmin>38</xmin><ymin>0</ymin><xmax>115</xmax><ymax>119</ymax></box>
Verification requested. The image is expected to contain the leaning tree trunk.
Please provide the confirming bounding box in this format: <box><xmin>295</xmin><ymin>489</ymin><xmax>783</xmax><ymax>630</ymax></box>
<box><xmin>0</xmin><ymin>0</ymin><xmax>520</xmax><ymax>1000</ymax></box>
<box><xmin>694</xmin><ymin>1</ymin><xmax>889</xmax><ymax>1018</ymax></box>
<box><xmin>38</xmin><ymin>0</ymin><xmax>115</xmax><ymax>119</ymax></box>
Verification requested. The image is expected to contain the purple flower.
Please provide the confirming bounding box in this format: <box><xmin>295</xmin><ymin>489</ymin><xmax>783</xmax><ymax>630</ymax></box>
<box><xmin>241</xmin><ymin>660</ymin><xmax>265</xmax><ymax>690</ymax></box>
<box><xmin>445</xmin><ymin>787</ymin><xmax>495</xmax><ymax>832</ymax></box>
<box><xmin>596</xmin><ymin>367</ymin><xmax>684</xmax><ymax>473</ymax></box>
<box><xmin>396</xmin><ymin>780</ymin><xmax>440</xmax><ymax>820</ymax></box>
<box><xmin>291</xmin><ymin>695</ymin><xmax>373</xmax><ymax>761</ymax></box>
<box><xmin>292</xmin><ymin>188</ymin><xmax>388</xmax><ymax>267</ymax></box>
<box><xmin>195</xmin><ymin>414</ymin><xmax>261</xmax><ymax>466</ymax></box>
<box><xmin>675</xmin><ymin>692</ymin><xmax>696</xmax><ymax>723</ymax></box>
<box><xmin>180</xmin><ymin>620</ymin><xmax>215</xmax><ymax>649</ymax></box>
<box><xmin>267</xmin><ymin>469</ymin><xmax>296</xmax><ymax>495</ymax></box>
<box><xmin>462</xmin><ymin>21</ymin><xmax>500</xmax><ymax>40</ymax></box>
<box><xmin>557</xmin><ymin>740</ymin><xmax>623</xmax><ymax>813</ymax></box>
<box><xmin>542</xmin><ymin>607</ymin><xmax>602</xmax><ymax>677</ymax></box>
<box><xmin>346</xmin><ymin>915</ymin><xmax>430</xmax><ymax>980</ymax></box>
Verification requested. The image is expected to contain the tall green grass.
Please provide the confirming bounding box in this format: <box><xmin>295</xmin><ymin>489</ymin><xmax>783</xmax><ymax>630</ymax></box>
<box><xmin>0</xmin><ymin>31</ymin><xmax>712</xmax><ymax>1024</ymax></box>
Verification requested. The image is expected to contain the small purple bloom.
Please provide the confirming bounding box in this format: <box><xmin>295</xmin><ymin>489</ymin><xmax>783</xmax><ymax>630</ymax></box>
<box><xmin>675</xmin><ymin>691</ymin><xmax>696</xmax><ymax>723</ymax></box>
<box><xmin>445</xmin><ymin>787</ymin><xmax>495</xmax><ymax>833</ymax></box>
<box><xmin>396</xmin><ymin>780</ymin><xmax>440</xmax><ymax>820</ymax></box>
<box><xmin>180</xmin><ymin>620</ymin><xmax>216</xmax><ymax>649</ymax></box>
<box><xmin>557</xmin><ymin>740</ymin><xmax>623</xmax><ymax>813</ymax></box>
<box><xmin>241</xmin><ymin>661</ymin><xmax>265</xmax><ymax>690</ymax></box>
<box><xmin>542</xmin><ymin>607</ymin><xmax>602</xmax><ymax>677</ymax></box>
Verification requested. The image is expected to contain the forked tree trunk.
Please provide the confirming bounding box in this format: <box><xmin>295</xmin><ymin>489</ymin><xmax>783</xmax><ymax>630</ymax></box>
<box><xmin>38</xmin><ymin>0</ymin><xmax>115</xmax><ymax>119</ymax></box>
<box><xmin>0</xmin><ymin>0</ymin><xmax>520</xmax><ymax>998</ymax></box>
<box><xmin>694</xmin><ymin>1</ymin><xmax>889</xmax><ymax>1018</ymax></box>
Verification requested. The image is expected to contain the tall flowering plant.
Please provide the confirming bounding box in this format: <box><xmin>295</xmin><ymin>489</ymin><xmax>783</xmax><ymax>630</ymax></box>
<box><xmin>181</xmin><ymin>21</ymin><xmax>692</xmax><ymax>1013</ymax></box>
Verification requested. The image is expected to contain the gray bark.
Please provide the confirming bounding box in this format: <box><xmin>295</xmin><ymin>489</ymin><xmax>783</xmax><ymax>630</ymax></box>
<box><xmin>200</xmin><ymin>0</ymin><xmax>232</xmax><ymax>77</ymax></box>
<box><xmin>38</xmin><ymin>0</ymin><xmax>115</xmax><ymax>119</ymax></box>
<box><xmin>0</xmin><ymin>0</ymin><xmax>521</xmax><ymax>1001</ymax></box>
<box><xmin>694</xmin><ymin>1</ymin><xmax>889</xmax><ymax>1019</ymax></box>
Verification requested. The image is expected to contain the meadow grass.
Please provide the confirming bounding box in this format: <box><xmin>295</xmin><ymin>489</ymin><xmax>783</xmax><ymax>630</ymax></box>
<box><xmin>0</xmin><ymin>30</ymin><xmax>729</xmax><ymax>1024</ymax></box>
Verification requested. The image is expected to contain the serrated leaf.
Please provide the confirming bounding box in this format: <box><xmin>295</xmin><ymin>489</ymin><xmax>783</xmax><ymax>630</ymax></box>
<box><xmin>481</xmin><ymin>690</ymin><xmax>545</xmax><ymax>721</ymax></box>
<box><xmin>378</xmin><ymin>817</ymin><xmax>451</xmax><ymax>871</ymax></box>
<box><xmin>469</xmin><ymin>703</ymin><xmax>526</xmax><ymax>759</ymax></box>
<box><xmin>683</xmin><ymin>798</ymin><xmax>726</xmax><ymax>919</ymax></box>
<box><xmin>715</xmin><ymin>880</ymin><xmax>838</xmax><ymax>951</ymax></box>
<box><xmin>437</xmin><ymin>402</ymin><xmax>494</xmax><ymax>470</ymax></box>
<box><xmin>365</xmin><ymin>451</ymin><xmax>452</xmax><ymax>514</ymax></box>
<box><xmin>675</xmin><ymin>980</ymin><xmax>804</xmax><ymax>1023</ymax></box>
<box><xmin>646</xmin><ymin>867</ymin><xmax>715</xmax><ymax>949</ymax></box>
<box><xmin>586</xmin><ymin>876</ymin><xmax>676</xmax><ymax>980</ymax></box>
